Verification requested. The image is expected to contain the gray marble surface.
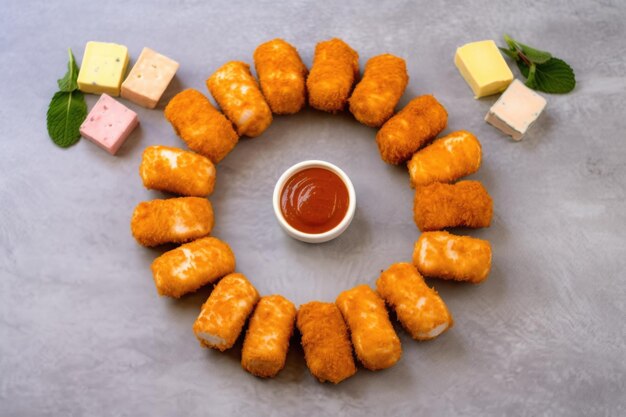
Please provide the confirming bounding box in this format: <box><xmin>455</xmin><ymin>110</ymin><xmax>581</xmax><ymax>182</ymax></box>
<box><xmin>1</xmin><ymin>0</ymin><xmax>625</xmax><ymax>416</ymax></box>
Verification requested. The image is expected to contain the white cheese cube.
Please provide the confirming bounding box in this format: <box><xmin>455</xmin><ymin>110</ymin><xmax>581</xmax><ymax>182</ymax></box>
<box><xmin>485</xmin><ymin>79</ymin><xmax>547</xmax><ymax>140</ymax></box>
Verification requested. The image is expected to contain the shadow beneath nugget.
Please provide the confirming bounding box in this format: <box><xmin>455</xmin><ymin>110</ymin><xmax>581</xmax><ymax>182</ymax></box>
<box><xmin>156</xmin><ymin>74</ymin><xmax>186</xmax><ymax>110</ymax></box>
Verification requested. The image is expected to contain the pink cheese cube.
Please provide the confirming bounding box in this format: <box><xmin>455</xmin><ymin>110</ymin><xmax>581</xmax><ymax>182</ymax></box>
<box><xmin>80</xmin><ymin>94</ymin><xmax>139</xmax><ymax>154</ymax></box>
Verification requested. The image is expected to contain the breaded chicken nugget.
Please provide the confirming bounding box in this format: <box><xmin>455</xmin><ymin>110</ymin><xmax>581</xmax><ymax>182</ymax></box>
<box><xmin>242</xmin><ymin>295</ymin><xmax>296</xmax><ymax>378</ymax></box>
<box><xmin>408</xmin><ymin>130</ymin><xmax>482</xmax><ymax>188</ymax></box>
<box><xmin>206</xmin><ymin>61</ymin><xmax>272</xmax><ymax>137</ymax></box>
<box><xmin>193</xmin><ymin>273</ymin><xmax>260</xmax><ymax>351</ymax></box>
<box><xmin>376</xmin><ymin>263</ymin><xmax>453</xmax><ymax>341</ymax></box>
<box><xmin>336</xmin><ymin>284</ymin><xmax>402</xmax><ymax>371</ymax></box>
<box><xmin>413</xmin><ymin>231</ymin><xmax>492</xmax><ymax>284</ymax></box>
<box><xmin>376</xmin><ymin>95</ymin><xmax>448</xmax><ymax>165</ymax></box>
<box><xmin>131</xmin><ymin>197</ymin><xmax>214</xmax><ymax>247</ymax></box>
<box><xmin>307</xmin><ymin>38</ymin><xmax>359</xmax><ymax>113</ymax></box>
<box><xmin>349</xmin><ymin>54</ymin><xmax>408</xmax><ymax>127</ymax></box>
<box><xmin>151</xmin><ymin>237</ymin><xmax>235</xmax><ymax>298</ymax></box>
<box><xmin>164</xmin><ymin>89</ymin><xmax>238</xmax><ymax>163</ymax></box>
<box><xmin>253</xmin><ymin>39</ymin><xmax>308</xmax><ymax>115</ymax></box>
<box><xmin>296</xmin><ymin>301</ymin><xmax>356</xmax><ymax>384</ymax></box>
<box><xmin>413</xmin><ymin>180</ymin><xmax>493</xmax><ymax>231</ymax></box>
<box><xmin>140</xmin><ymin>145</ymin><xmax>216</xmax><ymax>197</ymax></box>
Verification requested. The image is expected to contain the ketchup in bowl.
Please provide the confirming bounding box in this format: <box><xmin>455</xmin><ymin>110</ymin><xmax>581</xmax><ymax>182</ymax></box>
<box><xmin>280</xmin><ymin>167</ymin><xmax>349</xmax><ymax>234</ymax></box>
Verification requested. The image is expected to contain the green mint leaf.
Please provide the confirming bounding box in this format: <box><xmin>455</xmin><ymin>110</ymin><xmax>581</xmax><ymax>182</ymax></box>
<box><xmin>499</xmin><ymin>47</ymin><xmax>519</xmax><ymax>61</ymax></box>
<box><xmin>503</xmin><ymin>34</ymin><xmax>518</xmax><ymax>51</ymax></box>
<box><xmin>505</xmin><ymin>34</ymin><xmax>576</xmax><ymax>94</ymax></box>
<box><xmin>57</xmin><ymin>48</ymin><xmax>79</xmax><ymax>92</ymax></box>
<box><xmin>525</xmin><ymin>63</ymin><xmax>538</xmax><ymax>89</ymax></box>
<box><xmin>516</xmin><ymin>58</ymin><xmax>530</xmax><ymax>77</ymax></box>
<box><xmin>46</xmin><ymin>90</ymin><xmax>87</xmax><ymax>148</ymax></box>
<box><xmin>516</xmin><ymin>42</ymin><xmax>552</xmax><ymax>64</ymax></box>
<box><xmin>503</xmin><ymin>35</ymin><xmax>551</xmax><ymax>64</ymax></box>
<box><xmin>530</xmin><ymin>58</ymin><xmax>576</xmax><ymax>94</ymax></box>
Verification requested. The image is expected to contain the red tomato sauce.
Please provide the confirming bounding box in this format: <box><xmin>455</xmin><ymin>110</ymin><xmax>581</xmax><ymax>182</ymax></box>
<box><xmin>280</xmin><ymin>167</ymin><xmax>349</xmax><ymax>234</ymax></box>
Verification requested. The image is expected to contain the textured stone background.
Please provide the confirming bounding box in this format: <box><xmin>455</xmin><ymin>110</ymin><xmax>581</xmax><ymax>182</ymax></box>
<box><xmin>1</xmin><ymin>0</ymin><xmax>625</xmax><ymax>416</ymax></box>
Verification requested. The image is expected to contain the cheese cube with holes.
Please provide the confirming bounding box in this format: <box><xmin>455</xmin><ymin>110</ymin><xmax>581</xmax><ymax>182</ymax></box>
<box><xmin>151</xmin><ymin>237</ymin><xmax>235</xmax><ymax>298</ymax></box>
<box><xmin>336</xmin><ymin>284</ymin><xmax>402</xmax><ymax>371</ymax></box>
<box><xmin>130</xmin><ymin>197</ymin><xmax>214</xmax><ymax>247</ymax></box>
<box><xmin>414</xmin><ymin>231</ymin><xmax>492</xmax><ymax>284</ymax></box>
<box><xmin>485</xmin><ymin>79</ymin><xmax>547</xmax><ymax>140</ymax></box>
<box><xmin>376</xmin><ymin>263</ymin><xmax>453</xmax><ymax>341</ymax></box>
<box><xmin>193</xmin><ymin>273</ymin><xmax>260</xmax><ymax>351</ymax></box>
<box><xmin>454</xmin><ymin>40</ymin><xmax>513</xmax><ymax>98</ymax></box>
<box><xmin>79</xmin><ymin>94</ymin><xmax>138</xmax><ymax>154</ymax></box>
<box><xmin>121</xmin><ymin>47</ymin><xmax>179</xmax><ymax>109</ymax></box>
<box><xmin>206</xmin><ymin>61</ymin><xmax>272</xmax><ymax>137</ymax></box>
<box><xmin>77</xmin><ymin>41</ymin><xmax>129</xmax><ymax>96</ymax></box>
<box><xmin>242</xmin><ymin>295</ymin><xmax>297</xmax><ymax>378</ymax></box>
<box><xmin>139</xmin><ymin>145</ymin><xmax>216</xmax><ymax>197</ymax></box>
<box><xmin>408</xmin><ymin>130</ymin><xmax>482</xmax><ymax>188</ymax></box>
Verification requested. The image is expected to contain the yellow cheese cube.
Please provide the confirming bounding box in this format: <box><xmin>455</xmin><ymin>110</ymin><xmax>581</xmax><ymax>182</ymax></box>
<box><xmin>454</xmin><ymin>40</ymin><xmax>513</xmax><ymax>98</ymax></box>
<box><xmin>77</xmin><ymin>41</ymin><xmax>129</xmax><ymax>96</ymax></box>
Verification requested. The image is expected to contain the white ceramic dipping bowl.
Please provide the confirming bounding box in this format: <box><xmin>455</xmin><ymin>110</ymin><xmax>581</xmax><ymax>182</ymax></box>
<box><xmin>272</xmin><ymin>160</ymin><xmax>356</xmax><ymax>244</ymax></box>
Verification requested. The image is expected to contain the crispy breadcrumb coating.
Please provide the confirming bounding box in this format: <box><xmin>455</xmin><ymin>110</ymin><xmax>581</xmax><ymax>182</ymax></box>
<box><xmin>164</xmin><ymin>89</ymin><xmax>238</xmax><ymax>164</ymax></box>
<box><xmin>336</xmin><ymin>284</ymin><xmax>402</xmax><ymax>370</ymax></box>
<box><xmin>140</xmin><ymin>145</ymin><xmax>216</xmax><ymax>197</ymax></box>
<box><xmin>151</xmin><ymin>237</ymin><xmax>235</xmax><ymax>298</ymax></box>
<box><xmin>376</xmin><ymin>95</ymin><xmax>448</xmax><ymax>164</ymax></box>
<box><xmin>414</xmin><ymin>231</ymin><xmax>492</xmax><ymax>284</ymax></box>
<box><xmin>296</xmin><ymin>301</ymin><xmax>356</xmax><ymax>384</ymax></box>
<box><xmin>193</xmin><ymin>273</ymin><xmax>260</xmax><ymax>351</ymax></box>
<box><xmin>242</xmin><ymin>295</ymin><xmax>296</xmax><ymax>378</ymax></box>
<box><xmin>130</xmin><ymin>197</ymin><xmax>214</xmax><ymax>247</ymax></box>
<box><xmin>413</xmin><ymin>180</ymin><xmax>493</xmax><ymax>231</ymax></box>
<box><xmin>307</xmin><ymin>38</ymin><xmax>359</xmax><ymax>113</ymax></box>
<box><xmin>349</xmin><ymin>54</ymin><xmax>408</xmax><ymax>127</ymax></box>
<box><xmin>206</xmin><ymin>61</ymin><xmax>272</xmax><ymax>137</ymax></box>
<box><xmin>376</xmin><ymin>263</ymin><xmax>453</xmax><ymax>341</ymax></box>
<box><xmin>408</xmin><ymin>130</ymin><xmax>481</xmax><ymax>188</ymax></box>
<box><xmin>253</xmin><ymin>39</ymin><xmax>308</xmax><ymax>115</ymax></box>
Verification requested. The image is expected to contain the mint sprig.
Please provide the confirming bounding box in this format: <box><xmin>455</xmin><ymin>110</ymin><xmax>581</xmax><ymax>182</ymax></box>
<box><xmin>57</xmin><ymin>48</ymin><xmax>80</xmax><ymax>92</ymax></box>
<box><xmin>46</xmin><ymin>48</ymin><xmax>88</xmax><ymax>148</ymax></box>
<box><xmin>499</xmin><ymin>34</ymin><xmax>576</xmax><ymax>94</ymax></box>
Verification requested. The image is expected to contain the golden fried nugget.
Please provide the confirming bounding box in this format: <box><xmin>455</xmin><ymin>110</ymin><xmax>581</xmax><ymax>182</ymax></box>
<box><xmin>413</xmin><ymin>231</ymin><xmax>492</xmax><ymax>284</ymax></box>
<box><xmin>164</xmin><ymin>89</ymin><xmax>238</xmax><ymax>164</ymax></box>
<box><xmin>206</xmin><ymin>61</ymin><xmax>272</xmax><ymax>137</ymax></box>
<box><xmin>242</xmin><ymin>295</ymin><xmax>296</xmax><ymax>378</ymax></box>
<box><xmin>408</xmin><ymin>130</ymin><xmax>482</xmax><ymax>188</ymax></box>
<box><xmin>130</xmin><ymin>197</ymin><xmax>214</xmax><ymax>247</ymax></box>
<box><xmin>349</xmin><ymin>54</ymin><xmax>408</xmax><ymax>127</ymax></box>
<box><xmin>151</xmin><ymin>237</ymin><xmax>235</xmax><ymax>298</ymax></box>
<box><xmin>413</xmin><ymin>180</ymin><xmax>493</xmax><ymax>231</ymax></box>
<box><xmin>296</xmin><ymin>301</ymin><xmax>356</xmax><ymax>384</ymax></box>
<box><xmin>253</xmin><ymin>39</ymin><xmax>308</xmax><ymax>115</ymax></box>
<box><xmin>193</xmin><ymin>273</ymin><xmax>260</xmax><ymax>351</ymax></box>
<box><xmin>376</xmin><ymin>263</ymin><xmax>453</xmax><ymax>341</ymax></box>
<box><xmin>376</xmin><ymin>95</ymin><xmax>448</xmax><ymax>165</ymax></box>
<box><xmin>336</xmin><ymin>285</ymin><xmax>402</xmax><ymax>371</ymax></box>
<box><xmin>140</xmin><ymin>145</ymin><xmax>216</xmax><ymax>197</ymax></box>
<box><xmin>307</xmin><ymin>38</ymin><xmax>359</xmax><ymax>113</ymax></box>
